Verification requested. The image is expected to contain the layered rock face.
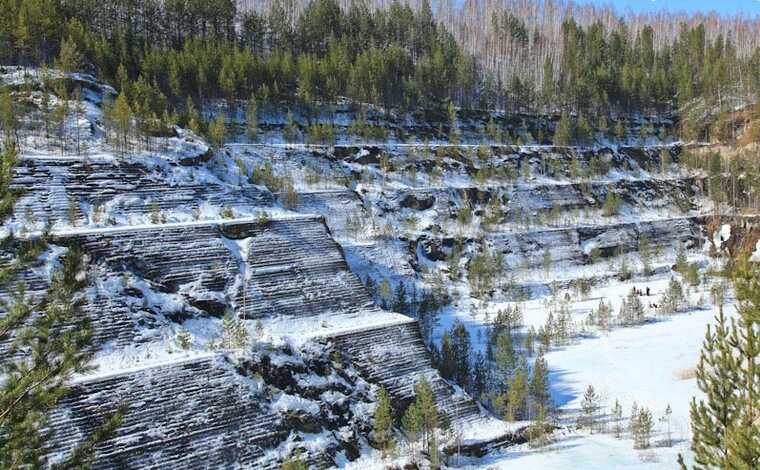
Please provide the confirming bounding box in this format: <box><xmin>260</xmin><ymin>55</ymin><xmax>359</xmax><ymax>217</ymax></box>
<box><xmin>2</xmin><ymin>71</ymin><xmax>708</xmax><ymax>468</ymax></box>
<box><xmin>234</xmin><ymin>143</ymin><xmax>705</xmax><ymax>291</ymax></box>
<box><xmin>4</xmin><ymin>143</ymin><xmax>499</xmax><ymax>467</ymax></box>
<box><xmin>10</xmin><ymin>154</ymin><xmax>273</xmax><ymax>229</ymax></box>
<box><xmin>331</xmin><ymin>321</ymin><xmax>481</xmax><ymax>424</ymax></box>
<box><xmin>1</xmin><ymin>217</ymin><xmax>378</xmax><ymax>357</ymax></box>
<box><xmin>46</xmin><ymin>356</ymin><xmax>286</xmax><ymax>469</ymax></box>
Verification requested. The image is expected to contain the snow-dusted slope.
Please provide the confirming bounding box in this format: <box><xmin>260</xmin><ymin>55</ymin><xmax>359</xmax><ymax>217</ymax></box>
<box><xmin>1</xmin><ymin>70</ymin><xmax>514</xmax><ymax>468</ymax></box>
<box><xmin>220</xmin><ymin>113</ymin><xmax>724</xmax><ymax>468</ymax></box>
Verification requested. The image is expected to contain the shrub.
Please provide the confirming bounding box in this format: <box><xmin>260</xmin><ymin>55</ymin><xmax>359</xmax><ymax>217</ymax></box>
<box><xmin>305</xmin><ymin>123</ymin><xmax>335</xmax><ymax>145</ymax></box>
<box><xmin>602</xmin><ymin>191</ymin><xmax>621</xmax><ymax>217</ymax></box>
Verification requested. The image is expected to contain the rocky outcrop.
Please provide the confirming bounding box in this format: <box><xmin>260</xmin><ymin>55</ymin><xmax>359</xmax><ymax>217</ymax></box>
<box><xmin>11</xmin><ymin>156</ymin><xmax>272</xmax><ymax>228</ymax></box>
<box><xmin>0</xmin><ymin>217</ymin><xmax>377</xmax><ymax>360</ymax></box>
<box><xmin>331</xmin><ymin>320</ymin><xmax>484</xmax><ymax>424</ymax></box>
<box><xmin>46</xmin><ymin>356</ymin><xmax>286</xmax><ymax>469</ymax></box>
<box><xmin>414</xmin><ymin>217</ymin><xmax>702</xmax><ymax>267</ymax></box>
<box><xmin>376</xmin><ymin>177</ymin><xmax>698</xmax><ymax>223</ymax></box>
<box><xmin>45</xmin><ymin>345</ymin><xmax>382</xmax><ymax>469</ymax></box>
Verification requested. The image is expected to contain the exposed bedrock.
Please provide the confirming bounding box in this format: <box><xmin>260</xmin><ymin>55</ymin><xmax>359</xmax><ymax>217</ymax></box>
<box><xmin>45</xmin><ymin>346</ymin><xmax>374</xmax><ymax>469</ymax></box>
<box><xmin>415</xmin><ymin>217</ymin><xmax>703</xmax><ymax>267</ymax></box>
<box><xmin>336</xmin><ymin>144</ymin><xmax>682</xmax><ymax>176</ymax></box>
<box><xmin>331</xmin><ymin>321</ymin><xmax>484</xmax><ymax>425</ymax></box>
<box><xmin>0</xmin><ymin>217</ymin><xmax>377</xmax><ymax>360</ymax></box>
<box><xmin>233</xmin><ymin>106</ymin><xmax>675</xmax><ymax>146</ymax></box>
<box><xmin>10</xmin><ymin>156</ymin><xmax>273</xmax><ymax>228</ymax></box>
<box><xmin>46</xmin><ymin>356</ymin><xmax>286</xmax><ymax>469</ymax></box>
<box><xmin>374</xmin><ymin>177</ymin><xmax>699</xmax><ymax>222</ymax></box>
<box><xmin>42</xmin><ymin>320</ymin><xmax>499</xmax><ymax>469</ymax></box>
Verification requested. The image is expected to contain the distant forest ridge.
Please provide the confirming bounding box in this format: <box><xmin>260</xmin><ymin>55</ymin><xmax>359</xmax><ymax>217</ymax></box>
<box><xmin>242</xmin><ymin>0</ymin><xmax>760</xmax><ymax>54</ymax></box>
<box><xmin>242</xmin><ymin>0</ymin><xmax>760</xmax><ymax>103</ymax></box>
<box><xmin>3</xmin><ymin>0</ymin><xmax>759</xmax><ymax>117</ymax></box>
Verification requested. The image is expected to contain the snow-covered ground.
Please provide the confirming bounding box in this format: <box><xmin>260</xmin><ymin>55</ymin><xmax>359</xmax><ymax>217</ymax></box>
<box><xmin>473</xmin><ymin>300</ymin><xmax>724</xmax><ymax>469</ymax></box>
<box><xmin>476</xmin><ymin>432</ymin><xmax>687</xmax><ymax>469</ymax></box>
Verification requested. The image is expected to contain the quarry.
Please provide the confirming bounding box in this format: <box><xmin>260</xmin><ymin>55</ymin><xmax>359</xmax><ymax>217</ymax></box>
<box><xmin>0</xmin><ymin>66</ymin><xmax>746</xmax><ymax>469</ymax></box>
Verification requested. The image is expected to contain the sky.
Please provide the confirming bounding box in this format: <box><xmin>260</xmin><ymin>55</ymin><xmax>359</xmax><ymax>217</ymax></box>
<box><xmin>579</xmin><ymin>0</ymin><xmax>760</xmax><ymax>16</ymax></box>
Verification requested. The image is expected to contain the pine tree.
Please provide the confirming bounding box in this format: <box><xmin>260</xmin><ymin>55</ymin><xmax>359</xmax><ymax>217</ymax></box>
<box><xmin>392</xmin><ymin>282</ymin><xmax>407</xmax><ymax>314</ymax></box>
<box><xmin>185</xmin><ymin>97</ymin><xmax>202</xmax><ymax>136</ymax></box>
<box><xmin>55</xmin><ymin>35</ymin><xmax>83</xmax><ymax>73</ymax></box>
<box><xmin>176</xmin><ymin>327</ymin><xmax>192</xmax><ymax>350</ymax></box>
<box><xmin>690</xmin><ymin>306</ymin><xmax>737</xmax><ymax>466</ymax></box>
<box><xmin>530</xmin><ymin>353</ymin><xmax>551</xmax><ymax>412</ymax></box>
<box><xmin>538</xmin><ymin>324</ymin><xmax>551</xmax><ymax>353</ymax></box>
<box><xmin>660</xmin><ymin>404</ymin><xmax>673</xmax><ymax>447</ymax></box>
<box><xmin>284</xmin><ymin>110</ymin><xmax>298</xmax><ymax>143</ymax></box>
<box><xmin>580</xmin><ymin>384</ymin><xmax>600</xmax><ymax>432</ymax></box>
<box><xmin>40</xmin><ymin>70</ymin><xmax>53</xmax><ymax>140</ymax></box>
<box><xmin>620</xmin><ymin>289</ymin><xmax>644</xmax><ymax>325</ymax></box>
<box><xmin>674</xmin><ymin>243</ymin><xmax>689</xmax><ymax>274</ymax></box>
<box><xmin>450</xmin><ymin>321</ymin><xmax>471</xmax><ymax>389</ymax></box>
<box><xmin>0</xmin><ymin>87</ymin><xmax>19</xmax><ymax>146</ymax></box>
<box><xmin>494</xmin><ymin>330</ymin><xmax>516</xmax><ymax>388</ymax></box>
<box><xmin>576</xmin><ymin>112</ymin><xmax>592</xmax><ymax>144</ymax></box>
<box><xmin>687</xmin><ymin>259</ymin><xmax>760</xmax><ymax>469</ymax></box>
<box><xmin>0</xmin><ymin>140</ymin><xmax>117</xmax><ymax>464</ymax></box>
<box><xmin>113</xmin><ymin>93</ymin><xmax>132</xmax><ymax>157</ymax></box>
<box><xmin>472</xmin><ymin>351</ymin><xmax>488</xmax><ymax>399</ymax></box>
<box><xmin>591</xmin><ymin>299</ymin><xmax>612</xmax><ymax>331</ymax></box>
<box><xmin>528</xmin><ymin>404</ymin><xmax>551</xmax><ymax>448</ymax></box>
<box><xmin>0</xmin><ymin>143</ymin><xmax>20</xmax><ymax>219</ymax></box>
<box><xmin>378</xmin><ymin>278</ymin><xmax>392</xmax><ymax>308</ymax></box>
<box><xmin>402</xmin><ymin>400</ymin><xmax>421</xmax><ymax>461</ymax></box>
<box><xmin>504</xmin><ymin>362</ymin><xmax>528</xmax><ymax>421</ymax></box>
<box><xmin>413</xmin><ymin>377</ymin><xmax>438</xmax><ymax>452</ymax></box>
<box><xmin>373</xmin><ymin>387</ymin><xmax>394</xmax><ymax>453</ymax></box>
<box><xmin>628</xmin><ymin>290</ymin><xmax>645</xmax><ymax>324</ymax></box>
<box><xmin>52</xmin><ymin>83</ymin><xmax>69</xmax><ymax>154</ymax></box>
<box><xmin>246</xmin><ymin>95</ymin><xmax>259</xmax><ymax>141</ymax></box>
<box><xmin>612</xmin><ymin>399</ymin><xmax>623</xmax><ymax>438</ymax></box>
<box><xmin>662</xmin><ymin>277</ymin><xmax>686</xmax><ymax>314</ymax></box>
<box><xmin>553</xmin><ymin>111</ymin><xmax>572</xmax><ymax>146</ymax></box>
<box><xmin>438</xmin><ymin>331</ymin><xmax>456</xmax><ymax>380</ymax></box>
<box><xmin>448</xmin><ymin>101</ymin><xmax>459</xmax><ymax>144</ymax></box>
<box><xmin>486</xmin><ymin>116</ymin><xmax>500</xmax><ymax>142</ymax></box>
<box><xmin>633</xmin><ymin>407</ymin><xmax>653</xmax><ymax>449</ymax></box>
<box><xmin>0</xmin><ymin>238</ymin><xmax>123</xmax><ymax>466</ymax></box>
<box><xmin>209</xmin><ymin>113</ymin><xmax>226</xmax><ymax>150</ymax></box>
<box><xmin>280</xmin><ymin>452</ymin><xmax>307</xmax><ymax>470</ymax></box>
<box><xmin>523</xmin><ymin>327</ymin><xmax>535</xmax><ymax>356</ymax></box>
<box><xmin>220</xmin><ymin>311</ymin><xmax>248</xmax><ymax>349</ymax></box>
<box><xmin>638</xmin><ymin>233</ymin><xmax>653</xmax><ymax>276</ymax></box>
<box><xmin>428</xmin><ymin>433</ymin><xmax>441</xmax><ymax>470</ymax></box>
<box><xmin>615</xmin><ymin>120</ymin><xmax>626</xmax><ymax>141</ymax></box>
<box><xmin>602</xmin><ymin>190</ymin><xmax>621</xmax><ymax>217</ymax></box>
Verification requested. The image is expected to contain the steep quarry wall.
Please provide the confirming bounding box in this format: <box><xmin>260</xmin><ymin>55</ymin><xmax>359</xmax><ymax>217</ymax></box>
<box><xmin>10</xmin><ymin>155</ymin><xmax>273</xmax><ymax>229</ymax></box>
<box><xmin>2</xmin><ymin>205</ymin><xmax>501</xmax><ymax>467</ymax></box>
<box><xmin>224</xmin><ymin>105</ymin><xmax>676</xmax><ymax>146</ymax></box>
<box><xmin>331</xmin><ymin>321</ymin><xmax>482</xmax><ymax>424</ymax></box>
<box><xmin>46</xmin><ymin>356</ymin><xmax>286</xmax><ymax>469</ymax></box>
<box><xmin>1</xmin><ymin>70</ymin><xmax>711</xmax><ymax>468</ymax></box>
<box><xmin>1</xmin><ymin>217</ymin><xmax>380</xmax><ymax>357</ymax></box>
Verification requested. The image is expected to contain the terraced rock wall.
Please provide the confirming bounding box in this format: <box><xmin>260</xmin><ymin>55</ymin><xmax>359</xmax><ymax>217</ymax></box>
<box><xmin>0</xmin><ymin>217</ymin><xmax>377</xmax><ymax>359</ymax></box>
<box><xmin>11</xmin><ymin>156</ymin><xmax>273</xmax><ymax>229</ymax></box>
<box><xmin>331</xmin><ymin>321</ymin><xmax>482</xmax><ymax>424</ymax></box>
<box><xmin>46</xmin><ymin>356</ymin><xmax>284</xmax><ymax>469</ymax></box>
